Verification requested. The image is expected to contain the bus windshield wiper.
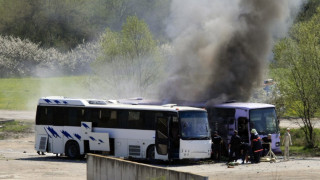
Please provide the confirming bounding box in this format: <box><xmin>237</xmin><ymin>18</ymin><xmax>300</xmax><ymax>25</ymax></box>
<box><xmin>182</xmin><ymin>137</ymin><xmax>193</xmax><ymax>140</ymax></box>
<box><xmin>183</xmin><ymin>137</ymin><xmax>209</xmax><ymax>140</ymax></box>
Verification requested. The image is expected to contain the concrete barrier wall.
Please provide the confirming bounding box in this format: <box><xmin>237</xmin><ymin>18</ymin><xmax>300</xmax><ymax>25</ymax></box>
<box><xmin>87</xmin><ymin>154</ymin><xmax>208</xmax><ymax>180</ymax></box>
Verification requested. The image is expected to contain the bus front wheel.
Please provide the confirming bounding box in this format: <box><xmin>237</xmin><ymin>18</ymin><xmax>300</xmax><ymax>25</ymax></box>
<box><xmin>147</xmin><ymin>145</ymin><xmax>155</xmax><ymax>163</ymax></box>
<box><xmin>65</xmin><ymin>141</ymin><xmax>80</xmax><ymax>159</ymax></box>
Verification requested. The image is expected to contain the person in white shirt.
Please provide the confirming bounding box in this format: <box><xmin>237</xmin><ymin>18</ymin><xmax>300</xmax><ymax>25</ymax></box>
<box><xmin>282</xmin><ymin>128</ymin><xmax>292</xmax><ymax>161</ymax></box>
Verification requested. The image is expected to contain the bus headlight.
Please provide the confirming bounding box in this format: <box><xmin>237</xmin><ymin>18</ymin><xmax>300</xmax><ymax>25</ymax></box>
<box><xmin>276</xmin><ymin>142</ymin><xmax>280</xmax><ymax>147</ymax></box>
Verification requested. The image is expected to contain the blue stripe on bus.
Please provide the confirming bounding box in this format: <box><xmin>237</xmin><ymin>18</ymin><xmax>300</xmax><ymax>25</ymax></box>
<box><xmin>43</xmin><ymin>127</ymin><xmax>52</xmax><ymax>138</ymax></box>
<box><xmin>74</xmin><ymin>133</ymin><xmax>81</xmax><ymax>140</ymax></box>
<box><xmin>61</xmin><ymin>130</ymin><xmax>73</xmax><ymax>139</ymax></box>
<box><xmin>44</xmin><ymin>99</ymin><xmax>51</xmax><ymax>103</ymax></box>
<box><xmin>47</xmin><ymin>127</ymin><xmax>61</xmax><ymax>138</ymax></box>
<box><xmin>82</xmin><ymin>123</ymin><xmax>90</xmax><ymax>129</ymax></box>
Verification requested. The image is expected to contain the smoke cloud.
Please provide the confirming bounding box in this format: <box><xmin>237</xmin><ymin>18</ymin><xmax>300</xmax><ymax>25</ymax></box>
<box><xmin>160</xmin><ymin>0</ymin><xmax>305</xmax><ymax>104</ymax></box>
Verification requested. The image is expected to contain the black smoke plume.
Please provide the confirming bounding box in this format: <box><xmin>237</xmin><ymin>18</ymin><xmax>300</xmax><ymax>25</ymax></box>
<box><xmin>160</xmin><ymin>0</ymin><xmax>305</xmax><ymax>104</ymax></box>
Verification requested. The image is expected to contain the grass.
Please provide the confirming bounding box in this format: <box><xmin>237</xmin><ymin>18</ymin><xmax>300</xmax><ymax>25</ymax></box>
<box><xmin>281</xmin><ymin>146</ymin><xmax>320</xmax><ymax>157</ymax></box>
<box><xmin>0</xmin><ymin>120</ymin><xmax>32</xmax><ymax>140</ymax></box>
<box><xmin>0</xmin><ymin>76</ymin><xmax>90</xmax><ymax>110</ymax></box>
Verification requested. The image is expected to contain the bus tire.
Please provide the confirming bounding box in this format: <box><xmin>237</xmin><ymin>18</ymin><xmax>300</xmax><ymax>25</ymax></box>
<box><xmin>65</xmin><ymin>141</ymin><xmax>80</xmax><ymax>159</ymax></box>
<box><xmin>147</xmin><ymin>145</ymin><xmax>155</xmax><ymax>163</ymax></box>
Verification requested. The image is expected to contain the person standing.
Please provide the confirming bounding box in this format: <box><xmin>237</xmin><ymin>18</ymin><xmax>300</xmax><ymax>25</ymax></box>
<box><xmin>228</xmin><ymin>130</ymin><xmax>241</xmax><ymax>162</ymax></box>
<box><xmin>282</xmin><ymin>128</ymin><xmax>292</xmax><ymax>161</ymax></box>
<box><xmin>212</xmin><ymin>131</ymin><xmax>223</xmax><ymax>162</ymax></box>
<box><xmin>251</xmin><ymin>129</ymin><xmax>263</xmax><ymax>163</ymax></box>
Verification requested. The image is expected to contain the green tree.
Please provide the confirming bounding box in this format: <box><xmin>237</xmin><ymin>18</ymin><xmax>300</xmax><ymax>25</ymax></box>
<box><xmin>271</xmin><ymin>7</ymin><xmax>320</xmax><ymax>148</ymax></box>
<box><xmin>92</xmin><ymin>16</ymin><xmax>162</xmax><ymax>98</ymax></box>
<box><xmin>297</xmin><ymin>0</ymin><xmax>320</xmax><ymax>22</ymax></box>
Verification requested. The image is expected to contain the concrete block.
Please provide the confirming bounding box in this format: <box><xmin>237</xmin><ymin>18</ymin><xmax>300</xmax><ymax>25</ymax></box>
<box><xmin>87</xmin><ymin>154</ymin><xmax>208</xmax><ymax>180</ymax></box>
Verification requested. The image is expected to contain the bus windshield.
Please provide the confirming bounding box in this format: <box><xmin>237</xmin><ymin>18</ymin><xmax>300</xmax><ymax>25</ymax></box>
<box><xmin>179</xmin><ymin>111</ymin><xmax>210</xmax><ymax>140</ymax></box>
<box><xmin>249</xmin><ymin>108</ymin><xmax>279</xmax><ymax>135</ymax></box>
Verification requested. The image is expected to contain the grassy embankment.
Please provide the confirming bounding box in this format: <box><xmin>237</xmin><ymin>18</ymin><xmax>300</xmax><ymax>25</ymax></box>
<box><xmin>0</xmin><ymin>76</ymin><xmax>90</xmax><ymax>139</ymax></box>
<box><xmin>0</xmin><ymin>120</ymin><xmax>32</xmax><ymax>140</ymax></box>
<box><xmin>0</xmin><ymin>76</ymin><xmax>89</xmax><ymax>110</ymax></box>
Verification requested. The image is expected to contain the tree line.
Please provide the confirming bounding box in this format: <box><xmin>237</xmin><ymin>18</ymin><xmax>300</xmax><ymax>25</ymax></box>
<box><xmin>0</xmin><ymin>0</ymin><xmax>170</xmax><ymax>78</ymax></box>
<box><xmin>0</xmin><ymin>0</ymin><xmax>170</xmax><ymax>51</ymax></box>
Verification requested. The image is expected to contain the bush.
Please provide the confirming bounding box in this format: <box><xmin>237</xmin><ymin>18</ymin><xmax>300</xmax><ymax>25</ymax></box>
<box><xmin>0</xmin><ymin>35</ymin><xmax>99</xmax><ymax>78</ymax></box>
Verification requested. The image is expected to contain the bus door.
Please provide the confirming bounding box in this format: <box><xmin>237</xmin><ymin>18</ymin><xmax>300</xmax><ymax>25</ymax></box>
<box><xmin>155</xmin><ymin>116</ymin><xmax>169</xmax><ymax>160</ymax></box>
<box><xmin>235</xmin><ymin>109</ymin><xmax>250</xmax><ymax>143</ymax></box>
<box><xmin>169</xmin><ymin>115</ymin><xmax>180</xmax><ymax>159</ymax></box>
<box><xmin>237</xmin><ymin>117</ymin><xmax>249</xmax><ymax>142</ymax></box>
<box><xmin>227</xmin><ymin>117</ymin><xmax>235</xmax><ymax>143</ymax></box>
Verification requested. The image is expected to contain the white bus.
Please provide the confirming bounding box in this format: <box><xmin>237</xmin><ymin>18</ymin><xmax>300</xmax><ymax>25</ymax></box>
<box><xmin>35</xmin><ymin>97</ymin><xmax>212</xmax><ymax>161</ymax></box>
<box><xmin>207</xmin><ymin>102</ymin><xmax>281</xmax><ymax>154</ymax></box>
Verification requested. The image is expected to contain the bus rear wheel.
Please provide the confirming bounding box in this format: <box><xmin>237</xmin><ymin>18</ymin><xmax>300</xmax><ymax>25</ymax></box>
<box><xmin>65</xmin><ymin>141</ymin><xmax>80</xmax><ymax>159</ymax></box>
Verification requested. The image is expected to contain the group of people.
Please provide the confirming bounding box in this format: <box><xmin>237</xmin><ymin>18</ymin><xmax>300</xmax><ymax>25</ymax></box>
<box><xmin>211</xmin><ymin>128</ymin><xmax>292</xmax><ymax>163</ymax></box>
<box><xmin>227</xmin><ymin>129</ymin><xmax>264</xmax><ymax>164</ymax></box>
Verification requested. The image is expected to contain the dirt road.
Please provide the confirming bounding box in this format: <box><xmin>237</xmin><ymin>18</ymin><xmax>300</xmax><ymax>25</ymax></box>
<box><xmin>0</xmin><ymin>110</ymin><xmax>86</xmax><ymax>180</ymax></box>
<box><xmin>0</xmin><ymin>110</ymin><xmax>35</xmax><ymax>121</ymax></box>
<box><xmin>1</xmin><ymin>110</ymin><xmax>320</xmax><ymax>179</ymax></box>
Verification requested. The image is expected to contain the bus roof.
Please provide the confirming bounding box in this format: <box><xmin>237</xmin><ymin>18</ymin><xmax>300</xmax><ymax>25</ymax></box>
<box><xmin>214</xmin><ymin>102</ymin><xmax>275</xmax><ymax>110</ymax></box>
<box><xmin>38</xmin><ymin>96</ymin><xmax>206</xmax><ymax>112</ymax></box>
<box><xmin>117</xmin><ymin>98</ymin><xmax>276</xmax><ymax>110</ymax></box>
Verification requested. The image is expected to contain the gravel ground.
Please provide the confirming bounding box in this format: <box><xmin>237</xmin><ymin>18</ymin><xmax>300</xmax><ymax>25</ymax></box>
<box><xmin>0</xmin><ymin>135</ymin><xmax>86</xmax><ymax>180</ymax></box>
<box><xmin>166</xmin><ymin>157</ymin><xmax>320</xmax><ymax>180</ymax></box>
<box><xmin>1</xmin><ymin>110</ymin><xmax>320</xmax><ymax>179</ymax></box>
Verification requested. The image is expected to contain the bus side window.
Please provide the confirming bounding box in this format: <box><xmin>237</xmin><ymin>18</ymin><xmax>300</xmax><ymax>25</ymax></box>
<box><xmin>99</xmin><ymin>109</ymin><xmax>109</xmax><ymax>128</ymax></box>
<box><xmin>85</xmin><ymin>108</ymin><xmax>99</xmax><ymax>127</ymax></box>
<box><xmin>128</xmin><ymin>111</ymin><xmax>142</xmax><ymax>129</ymax></box>
<box><xmin>143</xmin><ymin>111</ymin><xmax>155</xmax><ymax>130</ymax></box>
<box><xmin>53</xmin><ymin>107</ymin><xmax>66</xmax><ymax>126</ymax></box>
<box><xmin>36</xmin><ymin>106</ymin><xmax>53</xmax><ymax>125</ymax></box>
<box><xmin>118</xmin><ymin>110</ymin><xmax>128</xmax><ymax>129</ymax></box>
<box><xmin>109</xmin><ymin>110</ymin><xmax>117</xmax><ymax>127</ymax></box>
<box><xmin>98</xmin><ymin>110</ymin><xmax>118</xmax><ymax>128</ymax></box>
<box><xmin>67</xmin><ymin>108</ymin><xmax>82</xmax><ymax>126</ymax></box>
<box><xmin>36</xmin><ymin>106</ymin><xmax>46</xmax><ymax>125</ymax></box>
<box><xmin>46</xmin><ymin>107</ymin><xmax>53</xmax><ymax>125</ymax></box>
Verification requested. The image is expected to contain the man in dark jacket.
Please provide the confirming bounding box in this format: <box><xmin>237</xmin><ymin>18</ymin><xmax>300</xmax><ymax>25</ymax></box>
<box><xmin>228</xmin><ymin>130</ymin><xmax>241</xmax><ymax>162</ymax></box>
<box><xmin>251</xmin><ymin>129</ymin><xmax>263</xmax><ymax>163</ymax></box>
<box><xmin>212</xmin><ymin>131</ymin><xmax>223</xmax><ymax>162</ymax></box>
